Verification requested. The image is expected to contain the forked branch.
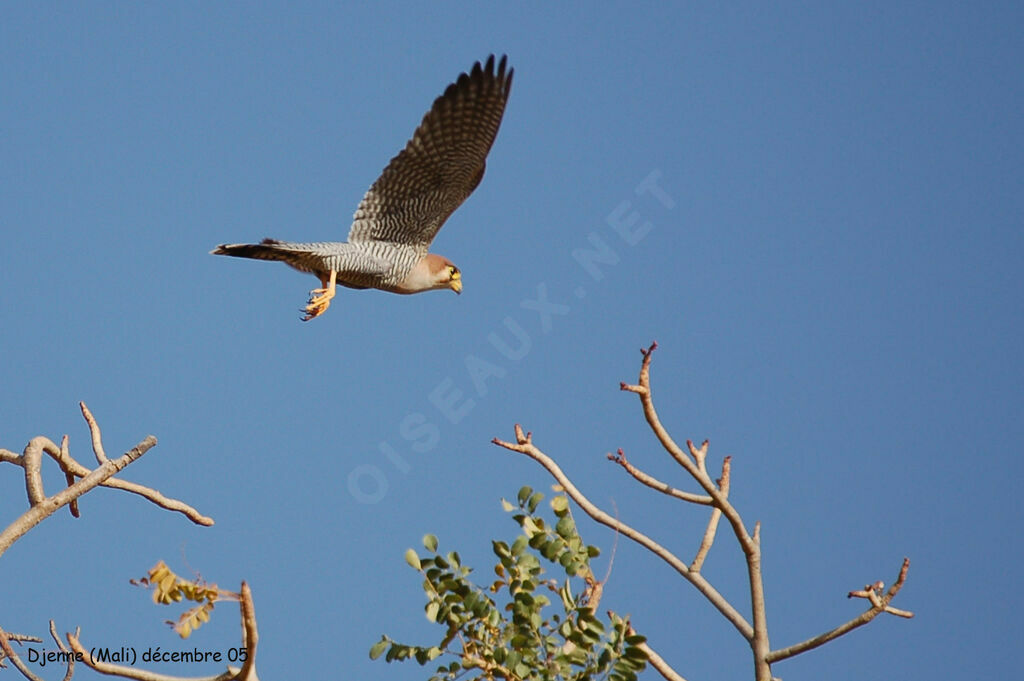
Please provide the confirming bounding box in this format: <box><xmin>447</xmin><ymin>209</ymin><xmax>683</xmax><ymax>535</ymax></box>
<box><xmin>493</xmin><ymin>424</ymin><xmax>753</xmax><ymax>641</ymax></box>
<box><xmin>767</xmin><ymin>558</ymin><xmax>913</xmax><ymax>663</ymax></box>
<box><xmin>0</xmin><ymin>402</ymin><xmax>212</xmax><ymax>557</ymax></box>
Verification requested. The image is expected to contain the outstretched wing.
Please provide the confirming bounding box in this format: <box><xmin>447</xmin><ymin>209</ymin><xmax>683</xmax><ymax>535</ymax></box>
<box><xmin>348</xmin><ymin>55</ymin><xmax>513</xmax><ymax>250</ymax></box>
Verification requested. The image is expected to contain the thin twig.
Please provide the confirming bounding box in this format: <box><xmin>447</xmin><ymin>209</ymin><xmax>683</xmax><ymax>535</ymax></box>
<box><xmin>607</xmin><ymin>449</ymin><xmax>713</xmax><ymax>505</ymax></box>
<box><xmin>80</xmin><ymin>402</ymin><xmax>109</xmax><ymax>463</ymax></box>
<box><xmin>765</xmin><ymin>559</ymin><xmax>913</xmax><ymax>663</ymax></box>
<box><xmin>0</xmin><ymin>626</ymin><xmax>46</xmax><ymax>681</ymax></box>
<box><xmin>234</xmin><ymin>582</ymin><xmax>260</xmax><ymax>681</ymax></box>
<box><xmin>62</xmin><ymin>435</ymin><xmax>80</xmax><ymax>518</ymax></box>
<box><xmin>48</xmin><ymin>620</ymin><xmax>75</xmax><ymax>681</ymax></box>
<box><xmin>22</xmin><ymin>437</ymin><xmax>53</xmax><ymax>506</ymax></box>
<box><xmin>689</xmin><ymin>439</ymin><xmax>708</xmax><ymax>474</ymax></box>
<box><xmin>691</xmin><ymin>457</ymin><xmax>730</xmax><ymax>572</ymax></box>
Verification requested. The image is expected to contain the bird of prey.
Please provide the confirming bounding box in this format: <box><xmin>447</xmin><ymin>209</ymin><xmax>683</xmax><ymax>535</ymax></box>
<box><xmin>211</xmin><ymin>55</ymin><xmax>513</xmax><ymax>321</ymax></box>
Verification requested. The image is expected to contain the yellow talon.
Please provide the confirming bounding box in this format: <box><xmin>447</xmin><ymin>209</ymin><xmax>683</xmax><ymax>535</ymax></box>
<box><xmin>302</xmin><ymin>270</ymin><xmax>337</xmax><ymax>321</ymax></box>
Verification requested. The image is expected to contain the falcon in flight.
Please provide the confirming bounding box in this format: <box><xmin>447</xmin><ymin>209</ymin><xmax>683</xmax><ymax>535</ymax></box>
<box><xmin>212</xmin><ymin>55</ymin><xmax>513</xmax><ymax>320</ymax></box>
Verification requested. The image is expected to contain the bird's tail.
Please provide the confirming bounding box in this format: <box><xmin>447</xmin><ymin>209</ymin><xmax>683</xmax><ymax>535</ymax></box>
<box><xmin>210</xmin><ymin>238</ymin><xmax>294</xmax><ymax>261</ymax></box>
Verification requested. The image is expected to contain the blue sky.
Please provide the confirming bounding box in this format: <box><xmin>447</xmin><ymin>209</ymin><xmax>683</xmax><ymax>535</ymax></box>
<box><xmin>2</xmin><ymin>2</ymin><xmax>1021</xmax><ymax>679</ymax></box>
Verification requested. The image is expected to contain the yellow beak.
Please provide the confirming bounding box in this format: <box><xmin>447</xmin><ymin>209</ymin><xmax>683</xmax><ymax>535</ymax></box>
<box><xmin>450</xmin><ymin>277</ymin><xmax>462</xmax><ymax>295</ymax></box>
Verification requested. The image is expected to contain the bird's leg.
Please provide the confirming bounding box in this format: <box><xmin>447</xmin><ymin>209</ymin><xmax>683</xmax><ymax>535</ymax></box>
<box><xmin>302</xmin><ymin>270</ymin><xmax>337</xmax><ymax>321</ymax></box>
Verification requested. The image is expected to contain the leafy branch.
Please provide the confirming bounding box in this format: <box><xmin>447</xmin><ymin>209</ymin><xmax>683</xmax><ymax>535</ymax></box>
<box><xmin>373</xmin><ymin>487</ymin><xmax>649</xmax><ymax>681</ymax></box>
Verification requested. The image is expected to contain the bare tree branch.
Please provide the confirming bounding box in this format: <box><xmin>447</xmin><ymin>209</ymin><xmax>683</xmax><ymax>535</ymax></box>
<box><xmin>48</xmin><ymin>621</ymin><xmax>76</xmax><ymax>681</ymax></box>
<box><xmin>692</xmin><ymin>456</ymin><xmax>730</xmax><ymax>572</ymax></box>
<box><xmin>621</xmin><ymin>342</ymin><xmax>772</xmax><ymax>679</ymax></box>
<box><xmin>0</xmin><ymin>434</ymin><xmax>157</xmax><ymax>556</ymax></box>
<box><xmin>233</xmin><ymin>582</ymin><xmax>260</xmax><ymax>681</ymax></box>
<box><xmin>62</xmin><ymin>435</ymin><xmax>81</xmax><ymax>519</ymax></box>
<box><xmin>0</xmin><ymin>626</ymin><xmax>46</xmax><ymax>681</ymax></box>
<box><xmin>495</xmin><ymin>342</ymin><xmax>912</xmax><ymax>681</ymax></box>
<box><xmin>767</xmin><ymin>558</ymin><xmax>914</xmax><ymax>663</ymax></box>
<box><xmin>0</xmin><ymin>402</ymin><xmax>213</xmax><ymax>559</ymax></box>
<box><xmin>493</xmin><ymin>425</ymin><xmax>754</xmax><ymax>641</ymax></box>
<box><xmin>607</xmin><ymin>448</ymin><xmax>713</xmax><ymax>505</ymax></box>
<box><xmin>22</xmin><ymin>438</ymin><xmax>49</xmax><ymax>506</ymax></box>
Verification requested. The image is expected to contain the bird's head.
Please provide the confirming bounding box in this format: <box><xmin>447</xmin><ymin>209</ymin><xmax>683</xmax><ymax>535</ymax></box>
<box><xmin>398</xmin><ymin>254</ymin><xmax>463</xmax><ymax>295</ymax></box>
<box><xmin>429</xmin><ymin>254</ymin><xmax>462</xmax><ymax>295</ymax></box>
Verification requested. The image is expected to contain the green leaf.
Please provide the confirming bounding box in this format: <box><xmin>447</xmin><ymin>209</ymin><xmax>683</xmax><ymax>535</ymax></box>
<box><xmin>550</xmin><ymin>495</ymin><xmax>569</xmax><ymax>515</ymax></box>
<box><xmin>517</xmin><ymin>486</ymin><xmax>533</xmax><ymax>506</ymax></box>
<box><xmin>423</xmin><ymin>534</ymin><xmax>439</xmax><ymax>552</ymax></box>
<box><xmin>527</xmin><ymin>492</ymin><xmax>544</xmax><ymax>513</ymax></box>
<box><xmin>425</xmin><ymin>601</ymin><xmax>440</xmax><ymax>622</ymax></box>
<box><xmin>369</xmin><ymin>638</ymin><xmax>389</xmax><ymax>659</ymax></box>
<box><xmin>555</xmin><ymin>516</ymin><xmax>576</xmax><ymax>539</ymax></box>
<box><xmin>405</xmin><ymin>549</ymin><xmax>421</xmax><ymax>570</ymax></box>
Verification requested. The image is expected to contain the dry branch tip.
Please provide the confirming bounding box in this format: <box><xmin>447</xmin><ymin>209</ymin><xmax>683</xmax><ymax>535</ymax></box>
<box><xmin>513</xmin><ymin>424</ymin><xmax>532</xmax><ymax>445</ymax></box>
<box><xmin>620</xmin><ymin>381</ymin><xmax>646</xmax><ymax>394</ymax></box>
